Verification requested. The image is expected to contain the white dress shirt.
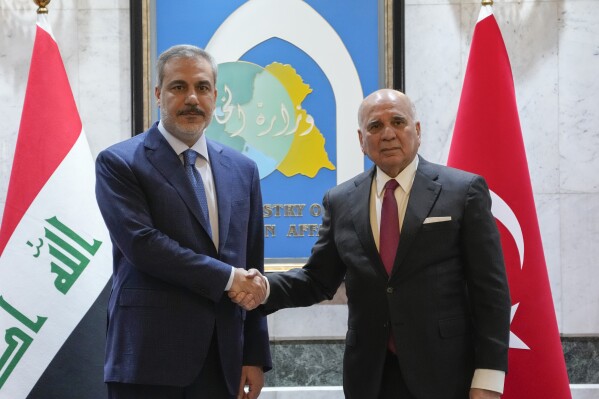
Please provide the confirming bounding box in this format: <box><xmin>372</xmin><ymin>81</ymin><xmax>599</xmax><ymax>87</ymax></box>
<box><xmin>369</xmin><ymin>157</ymin><xmax>419</xmax><ymax>250</ymax></box>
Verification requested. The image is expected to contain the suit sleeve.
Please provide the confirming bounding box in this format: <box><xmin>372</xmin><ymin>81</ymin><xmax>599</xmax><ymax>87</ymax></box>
<box><xmin>95</xmin><ymin>148</ymin><xmax>232</xmax><ymax>302</ymax></box>
<box><xmin>242</xmin><ymin>163</ymin><xmax>272</xmax><ymax>369</ymax></box>
<box><xmin>462</xmin><ymin>175</ymin><xmax>511</xmax><ymax>372</ymax></box>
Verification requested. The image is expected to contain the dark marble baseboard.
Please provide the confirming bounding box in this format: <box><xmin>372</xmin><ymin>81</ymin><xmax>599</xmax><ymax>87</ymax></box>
<box><xmin>563</xmin><ymin>336</ymin><xmax>599</xmax><ymax>383</ymax></box>
<box><xmin>265</xmin><ymin>341</ymin><xmax>344</xmax><ymax>387</ymax></box>
<box><xmin>265</xmin><ymin>337</ymin><xmax>599</xmax><ymax>387</ymax></box>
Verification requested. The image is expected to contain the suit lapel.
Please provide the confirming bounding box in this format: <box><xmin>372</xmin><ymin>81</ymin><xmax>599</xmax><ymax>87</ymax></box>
<box><xmin>144</xmin><ymin>125</ymin><xmax>213</xmax><ymax>237</ymax></box>
<box><xmin>350</xmin><ymin>167</ymin><xmax>390</xmax><ymax>281</ymax></box>
<box><xmin>207</xmin><ymin>141</ymin><xmax>232</xmax><ymax>254</ymax></box>
<box><xmin>390</xmin><ymin>157</ymin><xmax>441</xmax><ymax>280</ymax></box>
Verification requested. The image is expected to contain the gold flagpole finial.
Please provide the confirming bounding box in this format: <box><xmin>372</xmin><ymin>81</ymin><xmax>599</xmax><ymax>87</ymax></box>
<box><xmin>482</xmin><ymin>0</ymin><xmax>493</xmax><ymax>5</ymax></box>
<box><xmin>34</xmin><ymin>0</ymin><xmax>51</xmax><ymax>14</ymax></box>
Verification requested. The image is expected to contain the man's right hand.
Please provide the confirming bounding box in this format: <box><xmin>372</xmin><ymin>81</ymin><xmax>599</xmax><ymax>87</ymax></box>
<box><xmin>229</xmin><ymin>268</ymin><xmax>266</xmax><ymax>310</ymax></box>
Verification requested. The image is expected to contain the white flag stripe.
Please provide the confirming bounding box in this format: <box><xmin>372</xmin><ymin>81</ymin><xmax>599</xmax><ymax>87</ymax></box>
<box><xmin>37</xmin><ymin>14</ymin><xmax>55</xmax><ymax>41</ymax></box>
<box><xmin>477</xmin><ymin>5</ymin><xmax>493</xmax><ymax>23</ymax></box>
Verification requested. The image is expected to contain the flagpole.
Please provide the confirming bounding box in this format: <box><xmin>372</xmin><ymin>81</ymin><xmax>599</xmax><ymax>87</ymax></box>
<box><xmin>34</xmin><ymin>0</ymin><xmax>51</xmax><ymax>14</ymax></box>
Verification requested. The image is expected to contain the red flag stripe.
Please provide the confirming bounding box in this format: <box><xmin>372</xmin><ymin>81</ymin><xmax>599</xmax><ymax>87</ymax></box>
<box><xmin>0</xmin><ymin>22</ymin><xmax>81</xmax><ymax>255</ymax></box>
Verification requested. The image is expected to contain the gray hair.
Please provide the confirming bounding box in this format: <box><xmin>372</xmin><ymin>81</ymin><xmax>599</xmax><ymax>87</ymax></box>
<box><xmin>156</xmin><ymin>44</ymin><xmax>217</xmax><ymax>88</ymax></box>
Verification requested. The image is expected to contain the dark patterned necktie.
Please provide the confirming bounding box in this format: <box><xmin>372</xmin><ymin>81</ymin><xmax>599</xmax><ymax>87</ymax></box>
<box><xmin>183</xmin><ymin>149</ymin><xmax>211</xmax><ymax>237</ymax></box>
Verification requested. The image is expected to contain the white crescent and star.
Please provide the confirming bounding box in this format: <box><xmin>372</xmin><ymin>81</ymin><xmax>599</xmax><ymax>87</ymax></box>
<box><xmin>490</xmin><ymin>189</ymin><xmax>529</xmax><ymax>350</ymax></box>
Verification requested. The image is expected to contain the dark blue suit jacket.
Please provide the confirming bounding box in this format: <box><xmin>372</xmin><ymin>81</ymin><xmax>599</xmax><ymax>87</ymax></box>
<box><xmin>95</xmin><ymin>123</ymin><xmax>271</xmax><ymax>393</ymax></box>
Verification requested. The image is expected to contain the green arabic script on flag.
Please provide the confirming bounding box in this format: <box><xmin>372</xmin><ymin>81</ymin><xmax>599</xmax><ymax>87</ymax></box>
<box><xmin>0</xmin><ymin>216</ymin><xmax>104</xmax><ymax>389</ymax></box>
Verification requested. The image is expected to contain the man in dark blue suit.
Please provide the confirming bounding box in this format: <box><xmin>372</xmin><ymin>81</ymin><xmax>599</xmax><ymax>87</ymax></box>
<box><xmin>95</xmin><ymin>45</ymin><xmax>271</xmax><ymax>399</ymax></box>
<box><xmin>232</xmin><ymin>89</ymin><xmax>511</xmax><ymax>399</ymax></box>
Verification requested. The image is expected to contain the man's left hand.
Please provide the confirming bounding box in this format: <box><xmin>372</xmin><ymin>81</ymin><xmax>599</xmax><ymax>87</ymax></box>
<box><xmin>238</xmin><ymin>365</ymin><xmax>264</xmax><ymax>399</ymax></box>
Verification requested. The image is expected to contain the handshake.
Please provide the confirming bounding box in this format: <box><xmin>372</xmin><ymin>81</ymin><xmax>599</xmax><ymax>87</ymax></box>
<box><xmin>228</xmin><ymin>268</ymin><xmax>268</xmax><ymax>311</ymax></box>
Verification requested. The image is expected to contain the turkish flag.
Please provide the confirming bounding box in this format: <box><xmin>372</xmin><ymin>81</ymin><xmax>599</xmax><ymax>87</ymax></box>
<box><xmin>447</xmin><ymin>5</ymin><xmax>571</xmax><ymax>398</ymax></box>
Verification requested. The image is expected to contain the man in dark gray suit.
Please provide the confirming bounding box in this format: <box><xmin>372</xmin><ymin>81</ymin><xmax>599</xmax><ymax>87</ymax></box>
<box><xmin>96</xmin><ymin>45</ymin><xmax>271</xmax><ymax>399</ymax></box>
<box><xmin>231</xmin><ymin>89</ymin><xmax>511</xmax><ymax>399</ymax></box>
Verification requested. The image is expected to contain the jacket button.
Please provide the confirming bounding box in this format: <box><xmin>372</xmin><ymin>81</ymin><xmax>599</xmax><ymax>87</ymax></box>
<box><xmin>386</xmin><ymin>287</ymin><xmax>394</xmax><ymax>294</ymax></box>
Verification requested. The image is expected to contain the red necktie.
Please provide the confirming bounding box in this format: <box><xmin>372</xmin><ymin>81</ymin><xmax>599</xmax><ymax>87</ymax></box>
<box><xmin>380</xmin><ymin>179</ymin><xmax>400</xmax><ymax>277</ymax></box>
<box><xmin>379</xmin><ymin>179</ymin><xmax>399</xmax><ymax>353</ymax></box>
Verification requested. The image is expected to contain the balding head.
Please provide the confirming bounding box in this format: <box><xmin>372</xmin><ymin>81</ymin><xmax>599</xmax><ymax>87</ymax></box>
<box><xmin>358</xmin><ymin>89</ymin><xmax>417</xmax><ymax>127</ymax></box>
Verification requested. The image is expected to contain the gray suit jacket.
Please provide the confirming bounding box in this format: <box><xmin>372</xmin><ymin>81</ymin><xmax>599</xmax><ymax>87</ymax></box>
<box><xmin>263</xmin><ymin>156</ymin><xmax>510</xmax><ymax>398</ymax></box>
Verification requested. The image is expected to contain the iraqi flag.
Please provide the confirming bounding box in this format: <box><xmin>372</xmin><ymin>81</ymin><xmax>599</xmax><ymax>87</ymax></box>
<box><xmin>0</xmin><ymin>12</ymin><xmax>111</xmax><ymax>398</ymax></box>
<box><xmin>447</xmin><ymin>4</ymin><xmax>571</xmax><ymax>398</ymax></box>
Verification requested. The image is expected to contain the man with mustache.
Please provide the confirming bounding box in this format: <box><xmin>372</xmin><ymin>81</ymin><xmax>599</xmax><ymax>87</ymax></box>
<box><xmin>95</xmin><ymin>44</ymin><xmax>271</xmax><ymax>399</ymax></box>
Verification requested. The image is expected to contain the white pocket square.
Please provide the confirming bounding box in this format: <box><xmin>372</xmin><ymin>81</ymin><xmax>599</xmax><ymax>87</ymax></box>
<box><xmin>423</xmin><ymin>216</ymin><xmax>452</xmax><ymax>224</ymax></box>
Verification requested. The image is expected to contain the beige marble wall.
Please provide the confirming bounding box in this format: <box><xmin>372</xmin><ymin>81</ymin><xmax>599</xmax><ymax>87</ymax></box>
<box><xmin>557</xmin><ymin>0</ymin><xmax>599</xmax><ymax>336</ymax></box>
<box><xmin>0</xmin><ymin>0</ymin><xmax>597</xmax><ymax>339</ymax></box>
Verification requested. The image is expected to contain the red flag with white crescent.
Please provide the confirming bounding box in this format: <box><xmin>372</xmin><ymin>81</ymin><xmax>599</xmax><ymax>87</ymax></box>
<box><xmin>447</xmin><ymin>5</ymin><xmax>571</xmax><ymax>398</ymax></box>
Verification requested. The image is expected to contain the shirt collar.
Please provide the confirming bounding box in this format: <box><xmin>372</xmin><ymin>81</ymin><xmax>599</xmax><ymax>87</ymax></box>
<box><xmin>157</xmin><ymin>120</ymin><xmax>210</xmax><ymax>163</ymax></box>
<box><xmin>375</xmin><ymin>155</ymin><xmax>419</xmax><ymax>197</ymax></box>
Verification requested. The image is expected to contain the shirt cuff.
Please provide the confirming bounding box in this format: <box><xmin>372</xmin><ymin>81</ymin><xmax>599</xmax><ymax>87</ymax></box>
<box><xmin>262</xmin><ymin>275</ymin><xmax>271</xmax><ymax>304</ymax></box>
<box><xmin>224</xmin><ymin>267</ymin><xmax>235</xmax><ymax>291</ymax></box>
<box><xmin>471</xmin><ymin>369</ymin><xmax>505</xmax><ymax>394</ymax></box>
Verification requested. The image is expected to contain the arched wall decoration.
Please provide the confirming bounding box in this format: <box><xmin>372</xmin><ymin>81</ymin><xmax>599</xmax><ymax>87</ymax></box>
<box><xmin>130</xmin><ymin>0</ymin><xmax>405</xmax><ymax>269</ymax></box>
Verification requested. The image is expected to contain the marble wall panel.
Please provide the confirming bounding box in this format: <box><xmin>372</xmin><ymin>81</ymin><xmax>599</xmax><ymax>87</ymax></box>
<box><xmin>571</xmin><ymin>386</ymin><xmax>599</xmax><ymax>399</ymax></box>
<box><xmin>78</xmin><ymin>0</ymin><xmax>128</xmax><ymax>9</ymax></box>
<box><xmin>536</xmin><ymin>193</ymin><xmax>562</xmax><ymax>327</ymax></box>
<box><xmin>561</xmin><ymin>193</ymin><xmax>599</xmax><ymax>334</ymax></box>
<box><xmin>558</xmin><ymin>0</ymin><xmax>599</xmax><ymax>194</ymax></box>
<box><xmin>76</xmin><ymin>7</ymin><xmax>131</xmax><ymax>157</ymax></box>
<box><xmin>267</xmin><ymin>304</ymin><xmax>347</xmax><ymax>340</ymax></box>
<box><xmin>499</xmin><ymin>1</ymin><xmax>560</xmax><ymax>195</ymax></box>
<box><xmin>404</xmin><ymin>2</ymin><xmax>463</xmax><ymax>164</ymax></box>
<box><xmin>261</xmin><ymin>387</ymin><xmax>344</xmax><ymax>399</ymax></box>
